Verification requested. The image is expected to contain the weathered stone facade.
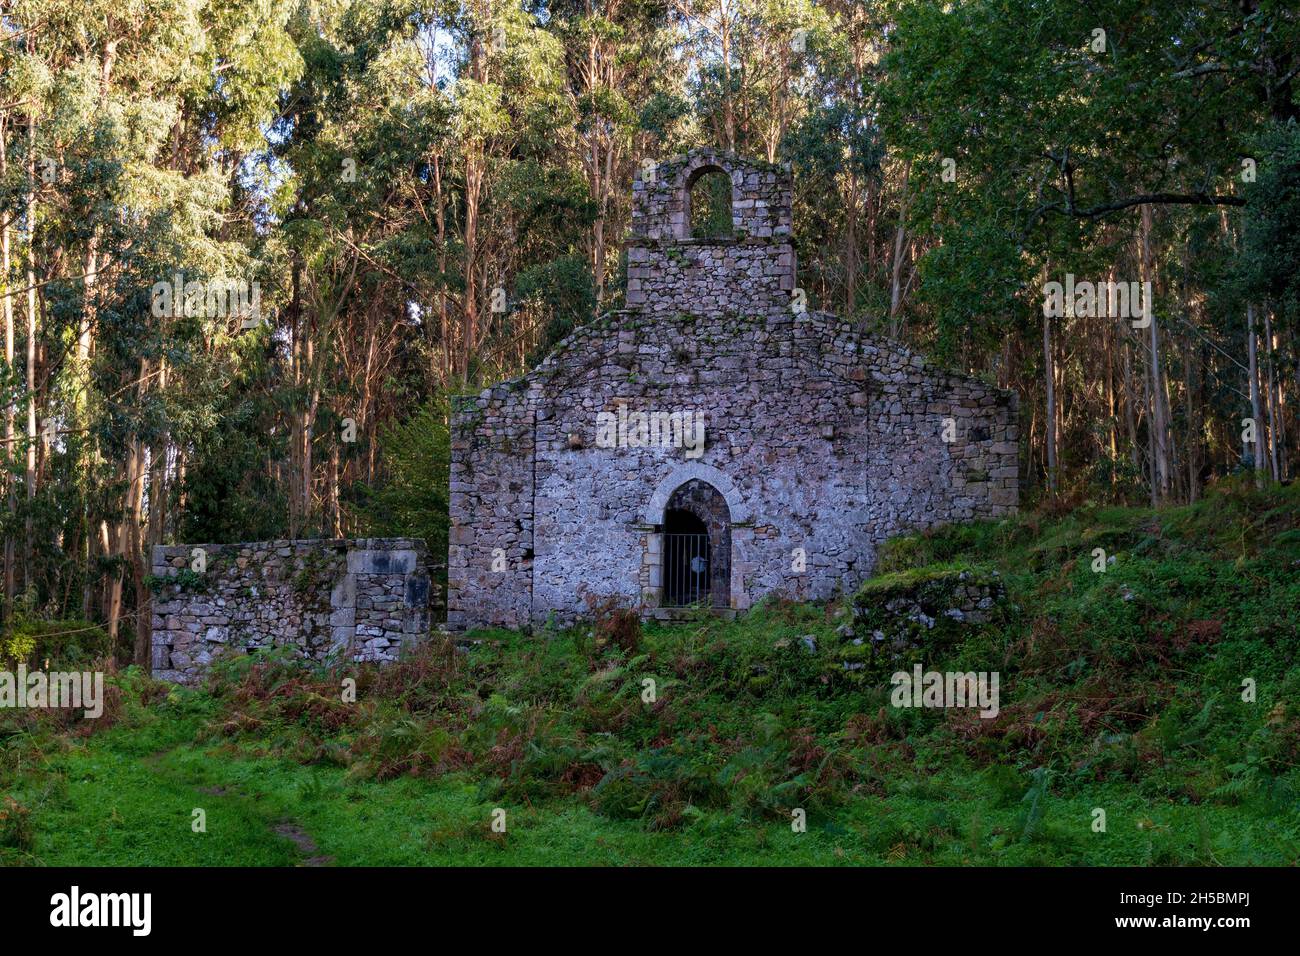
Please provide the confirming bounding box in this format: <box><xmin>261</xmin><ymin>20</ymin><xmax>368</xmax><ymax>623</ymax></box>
<box><xmin>448</xmin><ymin>150</ymin><xmax>1019</xmax><ymax>631</ymax></box>
<box><xmin>149</xmin><ymin>538</ymin><xmax>432</xmax><ymax>683</ymax></box>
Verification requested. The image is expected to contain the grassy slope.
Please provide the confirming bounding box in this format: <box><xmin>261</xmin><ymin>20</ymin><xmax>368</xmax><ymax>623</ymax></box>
<box><xmin>4</xmin><ymin>479</ymin><xmax>1298</xmax><ymax>866</ymax></box>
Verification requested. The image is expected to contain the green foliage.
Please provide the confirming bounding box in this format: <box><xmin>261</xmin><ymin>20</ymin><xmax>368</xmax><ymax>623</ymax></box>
<box><xmin>6</xmin><ymin>481</ymin><xmax>1300</xmax><ymax>865</ymax></box>
<box><xmin>353</xmin><ymin>399</ymin><xmax>451</xmax><ymax>562</ymax></box>
<box><xmin>518</xmin><ymin>253</ymin><xmax>597</xmax><ymax>366</ymax></box>
<box><xmin>873</xmin><ymin>534</ymin><xmax>932</xmax><ymax>574</ymax></box>
<box><xmin>0</xmin><ymin>616</ymin><xmax>114</xmax><ymax>669</ymax></box>
<box><xmin>178</xmin><ymin>342</ymin><xmax>290</xmax><ymax>544</ymax></box>
<box><xmin>853</xmin><ymin>562</ymin><xmax>994</xmax><ymax>601</ymax></box>
<box><xmin>1238</xmin><ymin>122</ymin><xmax>1300</xmax><ymax>326</ymax></box>
<box><xmin>689</xmin><ymin>169</ymin><xmax>733</xmax><ymax>238</ymax></box>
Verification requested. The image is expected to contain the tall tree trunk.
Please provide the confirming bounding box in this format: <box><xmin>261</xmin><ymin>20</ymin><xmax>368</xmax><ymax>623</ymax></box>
<box><xmin>462</xmin><ymin>148</ymin><xmax>482</xmax><ymax>381</ymax></box>
<box><xmin>1264</xmin><ymin>310</ymin><xmax>1281</xmax><ymax>481</ymax></box>
<box><xmin>127</xmin><ymin>430</ymin><xmax>149</xmax><ymax>668</ymax></box>
<box><xmin>1247</xmin><ymin>302</ymin><xmax>1265</xmax><ymax>485</ymax></box>
<box><xmin>329</xmin><ymin>441</ymin><xmax>341</xmax><ymax>536</ymax></box>
<box><xmin>1184</xmin><ymin>340</ymin><xmax>1200</xmax><ymax>503</ymax></box>
<box><xmin>1140</xmin><ymin>205</ymin><xmax>1169</xmax><ymax>504</ymax></box>
<box><xmin>720</xmin><ymin>5</ymin><xmax>734</xmax><ymax>150</ymax></box>
<box><xmin>431</xmin><ymin>154</ymin><xmax>451</xmax><ymax>386</ymax></box>
<box><xmin>79</xmin><ymin>41</ymin><xmax>115</xmax><ymax>365</ymax></box>
<box><xmin>1043</xmin><ymin>305</ymin><xmax>1058</xmax><ymax>497</ymax></box>
<box><xmin>1103</xmin><ymin>273</ymin><xmax>1119</xmax><ymax>473</ymax></box>
<box><xmin>888</xmin><ymin>161</ymin><xmax>911</xmax><ymax>339</ymax></box>
<box><xmin>1</xmin><ymin>122</ymin><xmax>15</xmax><ymax>609</ymax></box>
<box><xmin>459</xmin><ymin>28</ymin><xmax>488</xmax><ymax>383</ymax></box>
<box><xmin>302</xmin><ymin>333</ymin><xmax>317</xmax><ymax>534</ymax></box>
<box><xmin>1119</xmin><ymin>316</ymin><xmax>1139</xmax><ymax>482</ymax></box>
<box><xmin>288</xmin><ymin>257</ymin><xmax>303</xmax><ymax>536</ymax></box>
<box><xmin>99</xmin><ymin>519</ymin><xmax>113</xmax><ymax>630</ymax></box>
<box><xmin>25</xmin><ymin>114</ymin><xmax>38</xmax><ymax>590</ymax></box>
<box><xmin>147</xmin><ymin>355</ymin><xmax>169</xmax><ymax>548</ymax></box>
<box><xmin>843</xmin><ymin>166</ymin><xmax>859</xmax><ymax>317</ymax></box>
<box><xmin>1294</xmin><ymin>328</ymin><xmax>1300</xmax><ymax>478</ymax></box>
<box><xmin>579</xmin><ymin>27</ymin><xmax>621</xmax><ymax>307</ymax></box>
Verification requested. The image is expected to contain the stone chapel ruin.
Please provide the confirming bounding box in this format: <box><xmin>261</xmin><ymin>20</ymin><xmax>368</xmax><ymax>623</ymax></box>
<box><xmin>448</xmin><ymin>148</ymin><xmax>1019</xmax><ymax>631</ymax></box>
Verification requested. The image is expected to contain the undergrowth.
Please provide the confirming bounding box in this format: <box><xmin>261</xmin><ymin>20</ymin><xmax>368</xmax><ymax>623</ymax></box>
<box><xmin>3</xmin><ymin>477</ymin><xmax>1297</xmax><ymax>864</ymax></box>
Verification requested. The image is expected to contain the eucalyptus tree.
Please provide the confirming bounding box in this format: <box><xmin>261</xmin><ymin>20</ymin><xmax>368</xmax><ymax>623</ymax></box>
<box><xmin>0</xmin><ymin>0</ymin><xmax>301</xmax><ymax>655</ymax></box>
<box><xmin>876</xmin><ymin>0</ymin><xmax>1298</xmax><ymax>500</ymax></box>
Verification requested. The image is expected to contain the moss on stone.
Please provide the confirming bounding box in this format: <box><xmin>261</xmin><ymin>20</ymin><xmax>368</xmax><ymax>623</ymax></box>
<box><xmin>853</xmin><ymin>562</ymin><xmax>998</xmax><ymax>605</ymax></box>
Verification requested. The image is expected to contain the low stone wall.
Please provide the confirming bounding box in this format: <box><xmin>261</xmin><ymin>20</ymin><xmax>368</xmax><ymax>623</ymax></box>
<box><xmin>836</xmin><ymin>565</ymin><xmax>1008</xmax><ymax>673</ymax></box>
<box><xmin>149</xmin><ymin>538</ymin><xmax>432</xmax><ymax>684</ymax></box>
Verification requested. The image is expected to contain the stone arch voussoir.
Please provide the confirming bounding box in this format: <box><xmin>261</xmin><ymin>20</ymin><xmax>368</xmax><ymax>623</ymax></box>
<box><xmin>644</xmin><ymin>463</ymin><xmax>749</xmax><ymax>524</ymax></box>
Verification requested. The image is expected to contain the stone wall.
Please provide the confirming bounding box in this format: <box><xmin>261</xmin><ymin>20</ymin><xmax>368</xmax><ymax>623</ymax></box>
<box><xmin>447</xmin><ymin>148</ymin><xmax>1020</xmax><ymax>633</ymax></box>
<box><xmin>149</xmin><ymin>538</ymin><xmax>432</xmax><ymax>684</ymax></box>
<box><xmin>630</xmin><ymin>149</ymin><xmax>792</xmax><ymax>242</ymax></box>
<box><xmin>836</xmin><ymin>565</ymin><xmax>1009</xmax><ymax>675</ymax></box>
<box><xmin>447</xmin><ymin>383</ymin><xmax>535</xmax><ymax>631</ymax></box>
<box><xmin>627</xmin><ymin>240</ymin><xmax>796</xmax><ymax>320</ymax></box>
<box><xmin>448</xmin><ymin>310</ymin><xmax>1019</xmax><ymax>631</ymax></box>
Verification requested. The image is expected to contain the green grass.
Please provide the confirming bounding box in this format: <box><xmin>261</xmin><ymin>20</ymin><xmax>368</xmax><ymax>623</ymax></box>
<box><xmin>12</xmin><ymin>704</ymin><xmax>1295</xmax><ymax>865</ymax></box>
<box><xmin>3</xmin><ymin>477</ymin><xmax>1298</xmax><ymax>866</ymax></box>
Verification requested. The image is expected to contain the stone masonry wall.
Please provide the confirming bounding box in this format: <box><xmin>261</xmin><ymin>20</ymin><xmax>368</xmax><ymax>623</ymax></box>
<box><xmin>835</xmin><ymin>566</ymin><xmax>1009</xmax><ymax>673</ymax></box>
<box><xmin>150</xmin><ymin>538</ymin><xmax>432</xmax><ymax>684</ymax></box>
<box><xmin>447</xmin><ymin>384</ymin><xmax>535</xmax><ymax>631</ymax></box>
<box><xmin>448</xmin><ymin>310</ymin><xmax>1018</xmax><ymax>631</ymax></box>
<box><xmin>447</xmin><ymin>148</ymin><xmax>1020</xmax><ymax>633</ymax></box>
<box><xmin>630</xmin><ymin>149</ymin><xmax>792</xmax><ymax>242</ymax></box>
<box><xmin>627</xmin><ymin>240</ymin><xmax>796</xmax><ymax>319</ymax></box>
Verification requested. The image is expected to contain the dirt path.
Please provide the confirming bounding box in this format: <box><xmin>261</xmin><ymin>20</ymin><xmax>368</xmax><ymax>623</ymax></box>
<box><xmin>148</xmin><ymin>745</ymin><xmax>333</xmax><ymax>865</ymax></box>
<box><xmin>273</xmin><ymin>822</ymin><xmax>335</xmax><ymax>867</ymax></box>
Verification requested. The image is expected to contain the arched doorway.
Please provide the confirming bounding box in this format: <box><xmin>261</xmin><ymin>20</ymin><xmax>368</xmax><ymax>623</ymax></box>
<box><xmin>661</xmin><ymin>480</ymin><xmax>731</xmax><ymax>607</ymax></box>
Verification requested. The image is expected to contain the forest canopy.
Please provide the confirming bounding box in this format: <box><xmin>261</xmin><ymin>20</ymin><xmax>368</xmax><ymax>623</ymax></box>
<box><xmin>1</xmin><ymin>0</ymin><xmax>1296</xmax><ymax>659</ymax></box>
